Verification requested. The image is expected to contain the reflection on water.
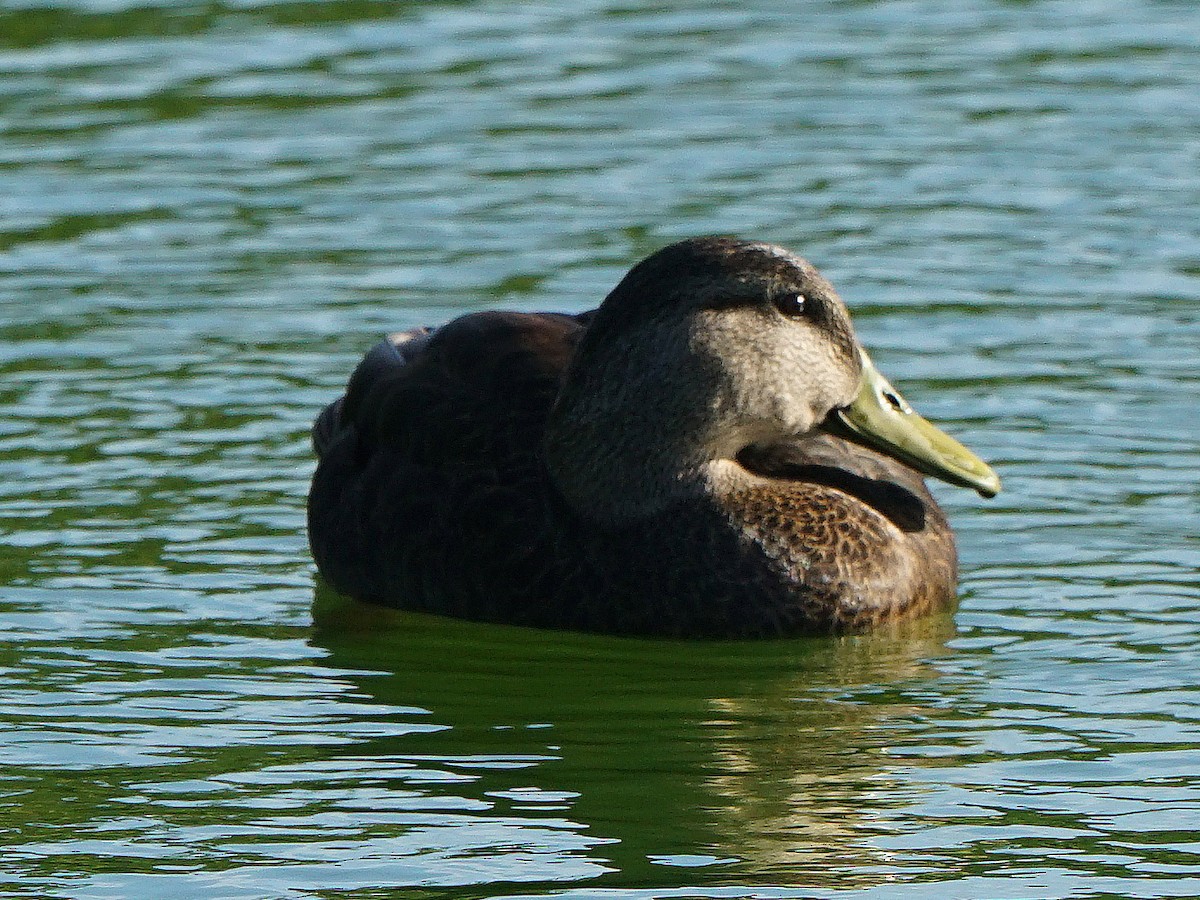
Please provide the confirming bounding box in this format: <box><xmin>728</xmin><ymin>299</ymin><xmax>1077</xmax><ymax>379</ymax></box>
<box><xmin>1</xmin><ymin>0</ymin><xmax>1199</xmax><ymax>897</ymax></box>
<box><xmin>313</xmin><ymin>589</ymin><xmax>962</xmax><ymax>889</ymax></box>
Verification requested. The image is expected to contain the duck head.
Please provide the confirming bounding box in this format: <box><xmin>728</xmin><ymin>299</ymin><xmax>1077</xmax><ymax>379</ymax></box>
<box><xmin>545</xmin><ymin>237</ymin><xmax>999</xmax><ymax>524</ymax></box>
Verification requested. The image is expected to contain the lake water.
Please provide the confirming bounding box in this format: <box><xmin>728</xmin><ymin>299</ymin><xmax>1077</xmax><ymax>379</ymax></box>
<box><xmin>1</xmin><ymin>0</ymin><xmax>1198</xmax><ymax>897</ymax></box>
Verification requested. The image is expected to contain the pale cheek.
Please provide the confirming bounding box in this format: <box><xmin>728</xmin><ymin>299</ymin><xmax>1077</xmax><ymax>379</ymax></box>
<box><xmin>787</xmin><ymin>340</ymin><xmax>849</xmax><ymax>421</ymax></box>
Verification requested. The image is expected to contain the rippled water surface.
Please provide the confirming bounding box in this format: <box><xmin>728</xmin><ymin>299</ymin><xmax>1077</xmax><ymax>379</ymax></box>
<box><xmin>2</xmin><ymin>0</ymin><xmax>1198</xmax><ymax>897</ymax></box>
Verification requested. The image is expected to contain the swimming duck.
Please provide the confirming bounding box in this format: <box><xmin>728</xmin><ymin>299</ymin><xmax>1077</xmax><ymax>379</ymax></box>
<box><xmin>308</xmin><ymin>237</ymin><xmax>999</xmax><ymax>637</ymax></box>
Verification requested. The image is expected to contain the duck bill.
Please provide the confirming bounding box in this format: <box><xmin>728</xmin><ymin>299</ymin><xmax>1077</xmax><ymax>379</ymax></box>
<box><xmin>828</xmin><ymin>350</ymin><xmax>1001</xmax><ymax>498</ymax></box>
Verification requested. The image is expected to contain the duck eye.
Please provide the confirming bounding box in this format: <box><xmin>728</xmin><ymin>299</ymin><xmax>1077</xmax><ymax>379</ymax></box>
<box><xmin>773</xmin><ymin>292</ymin><xmax>808</xmax><ymax>317</ymax></box>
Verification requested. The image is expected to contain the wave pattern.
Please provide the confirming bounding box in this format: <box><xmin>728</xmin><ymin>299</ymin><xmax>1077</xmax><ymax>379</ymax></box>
<box><xmin>0</xmin><ymin>0</ymin><xmax>1198</xmax><ymax>897</ymax></box>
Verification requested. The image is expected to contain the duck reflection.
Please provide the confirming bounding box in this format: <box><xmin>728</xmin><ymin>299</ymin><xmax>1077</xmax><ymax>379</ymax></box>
<box><xmin>309</xmin><ymin>582</ymin><xmax>959</xmax><ymax>887</ymax></box>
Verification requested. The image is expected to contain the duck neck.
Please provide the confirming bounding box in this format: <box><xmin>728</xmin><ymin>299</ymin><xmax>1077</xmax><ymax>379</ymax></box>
<box><xmin>543</xmin><ymin>337</ymin><xmax>758</xmax><ymax>527</ymax></box>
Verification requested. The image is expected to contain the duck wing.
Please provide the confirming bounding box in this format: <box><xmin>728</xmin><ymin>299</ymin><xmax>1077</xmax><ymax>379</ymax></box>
<box><xmin>307</xmin><ymin>310</ymin><xmax>591</xmax><ymax>609</ymax></box>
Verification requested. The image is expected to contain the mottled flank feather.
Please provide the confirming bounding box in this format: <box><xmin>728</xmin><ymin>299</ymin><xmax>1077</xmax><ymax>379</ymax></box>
<box><xmin>308</xmin><ymin>237</ymin><xmax>979</xmax><ymax>637</ymax></box>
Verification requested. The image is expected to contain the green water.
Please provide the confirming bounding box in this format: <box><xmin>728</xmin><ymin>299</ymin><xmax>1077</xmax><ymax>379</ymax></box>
<box><xmin>2</xmin><ymin>1</ymin><xmax>1199</xmax><ymax>897</ymax></box>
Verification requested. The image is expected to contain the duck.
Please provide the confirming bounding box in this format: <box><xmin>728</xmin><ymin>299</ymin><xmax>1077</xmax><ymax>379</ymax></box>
<box><xmin>307</xmin><ymin>237</ymin><xmax>1000</xmax><ymax>637</ymax></box>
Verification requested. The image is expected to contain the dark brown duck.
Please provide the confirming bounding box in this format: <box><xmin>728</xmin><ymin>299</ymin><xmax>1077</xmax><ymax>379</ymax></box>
<box><xmin>308</xmin><ymin>237</ymin><xmax>1000</xmax><ymax>637</ymax></box>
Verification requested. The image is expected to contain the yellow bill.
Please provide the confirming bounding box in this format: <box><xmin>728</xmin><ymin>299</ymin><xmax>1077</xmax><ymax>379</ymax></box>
<box><xmin>831</xmin><ymin>349</ymin><xmax>1001</xmax><ymax>498</ymax></box>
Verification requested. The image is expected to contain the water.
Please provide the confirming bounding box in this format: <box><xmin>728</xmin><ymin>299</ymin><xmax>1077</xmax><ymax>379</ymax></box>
<box><xmin>1</xmin><ymin>0</ymin><xmax>1198</xmax><ymax>897</ymax></box>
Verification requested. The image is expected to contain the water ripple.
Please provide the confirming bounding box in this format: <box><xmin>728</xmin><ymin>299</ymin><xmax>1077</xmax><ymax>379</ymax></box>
<box><xmin>1</xmin><ymin>0</ymin><xmax>1198</xmax><ymax>897</ymax></box>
